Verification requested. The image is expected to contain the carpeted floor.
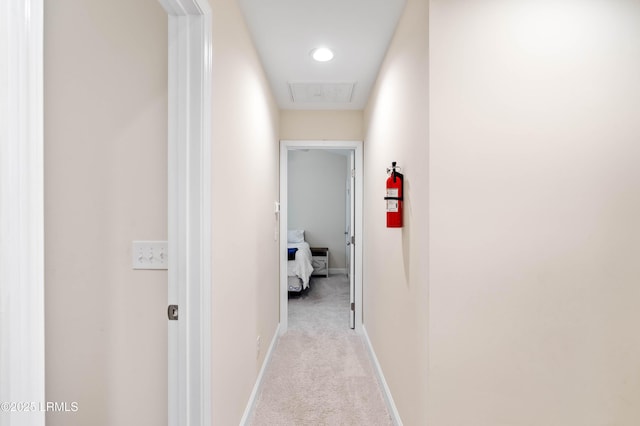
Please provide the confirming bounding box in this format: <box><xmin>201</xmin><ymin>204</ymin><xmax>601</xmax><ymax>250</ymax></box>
<box><xmin>248</xmin><ymin>275</ymin><xmax>393</xmax><ymax>426</ymax></box>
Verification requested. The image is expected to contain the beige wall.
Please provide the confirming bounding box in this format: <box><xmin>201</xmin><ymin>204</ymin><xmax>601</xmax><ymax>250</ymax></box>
<box><xmin>209</xmin><ymin>0</ymin><xmax>280</xmax><ymax>424</ymax></box>
<box><xmin>429</xmin><ymin>1</ymin><xmax>640</xmax><ymax>425</ymax></box>
<box><xmin>280</xmin><ymin>110</ymin><xmax>363</xmax><ymax>141</ymax></box>
<box><xmin>44</xmin><ymin>0</ymin><xmax>168</xmax><ymax>425</ymax></box>
<box><xmin>362</xmin><ymin>0</ymin><xmax>429</xmax><ymax>424</ymax></box>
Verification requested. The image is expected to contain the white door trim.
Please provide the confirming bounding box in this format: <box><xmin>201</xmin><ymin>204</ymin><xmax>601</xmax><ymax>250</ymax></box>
<box><xmin>0</xmin><ymin>1</ymin><xmax>45</xmax><ymax>424</ymax></box>
<box><xmin>158</xmin><ymin>1</ymin><xmax>212</xmax><ymax>425</ymax></box>
<box><xmin>279</xmin><ymin>140</ymin><xmax>364</xmax><ymax>334</ymax></box>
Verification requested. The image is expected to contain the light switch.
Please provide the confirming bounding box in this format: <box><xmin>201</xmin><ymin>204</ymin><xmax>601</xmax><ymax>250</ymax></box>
<box><xmin>132</xmin><ymin>241</ymin><xmax>168</xmax><ymax>270</ymax></box>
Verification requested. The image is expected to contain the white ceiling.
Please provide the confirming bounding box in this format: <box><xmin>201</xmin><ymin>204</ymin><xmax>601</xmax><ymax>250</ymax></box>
<box><xmin>238</xmin><ymin>0</ymin><xmax>406</xmax><ymax>110</ymax></box>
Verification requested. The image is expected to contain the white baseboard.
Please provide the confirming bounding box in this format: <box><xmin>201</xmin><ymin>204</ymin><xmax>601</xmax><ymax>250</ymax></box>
<box><xmin>361</xmin><ymin>325</ymin><xmax>403</xmax><ymax>426</ymax></box>
<box><xmin>239</xmin><ymin>323</ymin><xmax>281</xmax><ymax>425</ymax></box>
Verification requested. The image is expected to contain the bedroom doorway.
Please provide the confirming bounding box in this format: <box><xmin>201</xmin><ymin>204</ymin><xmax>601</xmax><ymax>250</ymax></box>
<box><xmin>279</xmin><ymin>140</ymin><xmax>363</xmax><ymax>333</ymax></box>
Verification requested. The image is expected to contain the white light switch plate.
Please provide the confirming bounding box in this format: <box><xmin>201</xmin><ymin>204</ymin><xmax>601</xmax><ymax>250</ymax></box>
<box><xmin>132</xmin><ymin>241</ymin><xmax>168</xmax><ymax>270</ymax></box>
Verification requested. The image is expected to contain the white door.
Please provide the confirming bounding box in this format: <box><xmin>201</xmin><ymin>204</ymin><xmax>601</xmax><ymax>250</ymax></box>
<box><xmin>345</xmin><ymin>172</ymin><xmax>351</xmax><ymax>280</ymax></box>
<box><xmin>349</xmin><ymin>151</ymin><xmax>356</xmax><ymax>329</ymax></box>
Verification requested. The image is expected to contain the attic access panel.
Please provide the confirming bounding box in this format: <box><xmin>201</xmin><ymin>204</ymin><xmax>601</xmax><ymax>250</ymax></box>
<box><xmin>289</xmin><ymin>82</ymin><xmax>356</xmax><ymax>104</ymax></box>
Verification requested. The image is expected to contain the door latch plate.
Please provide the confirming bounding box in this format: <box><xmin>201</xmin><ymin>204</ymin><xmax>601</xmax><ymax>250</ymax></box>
<box><xmin>168</xmin><ymin>305</ymin><xmax>179</xmax><ymax>320</ymax></box>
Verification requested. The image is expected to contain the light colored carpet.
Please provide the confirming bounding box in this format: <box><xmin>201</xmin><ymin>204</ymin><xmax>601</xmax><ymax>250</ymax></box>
<box><xmin>249</xmin><ymin>275</ymin><xmax>393</xmax><ymax>426</ymax></box>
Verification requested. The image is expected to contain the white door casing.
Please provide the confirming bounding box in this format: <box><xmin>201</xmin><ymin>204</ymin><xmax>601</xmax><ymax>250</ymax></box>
<box><xmin>349</xmin><ymin>150</ymin><xmax>356</xmax><ymax>329</ymax></box>
<box><xmin>158</xmin><ymin>0</ymin><xmax>212</xmax><ymax>425</ymax></box>
<box><xmin>0</xmin><ymin>1</ymin><xmax>45</xmax><ymax>425</ymax></box>
<box><xmin>279</xmin><ymin>140</ymin><xmax>363</xmax><ymax>334</ymax></box>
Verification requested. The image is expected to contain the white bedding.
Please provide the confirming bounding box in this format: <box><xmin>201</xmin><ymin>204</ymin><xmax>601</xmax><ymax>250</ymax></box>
<box><xmin>287</xmin><ymin>241</ymin><xmax>313</xmax><ymax>290</ymax></box>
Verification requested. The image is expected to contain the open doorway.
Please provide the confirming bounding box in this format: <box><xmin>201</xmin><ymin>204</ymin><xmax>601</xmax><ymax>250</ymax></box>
<box><xmin>279</xmin><ymin>140</ymin><xmax>363</xmax><ymax>334</ymax></box>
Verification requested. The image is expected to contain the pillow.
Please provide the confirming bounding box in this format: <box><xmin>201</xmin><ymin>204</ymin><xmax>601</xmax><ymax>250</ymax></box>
<box><xmin>287</xmin><ymin>248</ymin><xmax>298</xmax><ymax>260</ymax></box>
<box><xmin>287</xmin><ymin>229</ymin><xmax>305</xmax><ymax>243</ymax></box>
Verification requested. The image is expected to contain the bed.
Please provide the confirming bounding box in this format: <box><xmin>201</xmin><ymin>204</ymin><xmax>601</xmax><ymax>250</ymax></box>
<box><xmin>287</xmin><ymin>230</ymin><xmax>314</xmax><ymax>292</ymax></box>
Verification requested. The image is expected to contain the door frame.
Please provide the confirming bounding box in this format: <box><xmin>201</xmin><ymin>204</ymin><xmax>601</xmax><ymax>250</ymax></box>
<box><xmin>158</xmin><ymin>1</ymin><xmax>212</xmax><ymax>425</ymax></box>
<box><xmin>279</xmin><ymin>140</ymin><xmax>363</xmax><ymax>334</ymax></box>
<box><xmin>0</xmin><ymin>0</ymin><xmax>45</xmax><ymax>423</ymax></box>
<box><xmin>348</xmin><ymin>150</ymin><xmax>356</xmax><ymax>329</ymax></box>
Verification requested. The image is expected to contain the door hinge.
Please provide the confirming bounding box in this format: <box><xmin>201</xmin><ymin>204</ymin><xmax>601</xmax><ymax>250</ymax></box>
<box><xmin>351</xmin><ymin>169</ymin><xmax>355</xmax><ymax>178</ymax></box>
<box><xmin>351</xmin><ymin>236</ymin><xmax>355</xmax><ymax>245</ymax></box>
<box><xmin>351</xmin><ymin>302</ymin><xmax>355</xmax><ymax>311</ymax></box>
<box><xmin>168</xmin><ymin>305</ymin><xmax>179</xmax><ymax>320</ymax></box>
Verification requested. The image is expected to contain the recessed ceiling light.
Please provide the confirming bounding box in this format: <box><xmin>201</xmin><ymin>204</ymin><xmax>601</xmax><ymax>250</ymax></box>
<box><xmin>310</xmin><ymin>47</ymin><xmax>334</xmax><ymax>62</ymax></box>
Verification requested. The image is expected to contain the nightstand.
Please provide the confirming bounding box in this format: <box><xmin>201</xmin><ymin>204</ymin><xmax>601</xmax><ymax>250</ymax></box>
<box><xmin>310</xmin><ymin>247</ymin><xmax>329</xmax><ymax>277</ymax></box>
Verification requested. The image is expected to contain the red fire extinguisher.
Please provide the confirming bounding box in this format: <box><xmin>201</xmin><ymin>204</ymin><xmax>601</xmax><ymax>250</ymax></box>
<box><xmin>385</xmin><ymin>162</ymin><xmax>403</xmax><ymax>228</ymax></box>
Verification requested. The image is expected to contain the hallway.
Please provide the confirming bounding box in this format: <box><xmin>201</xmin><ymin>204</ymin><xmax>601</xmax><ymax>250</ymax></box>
<box><xmin>17</xmin><ymin>0</ymin><xmax>640</xmax><ymax>424</ymax></box>
<box><xmin>249</xmin><ymin>276</ymin><xmax>392</xmax><ymax>425</ymax></box>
